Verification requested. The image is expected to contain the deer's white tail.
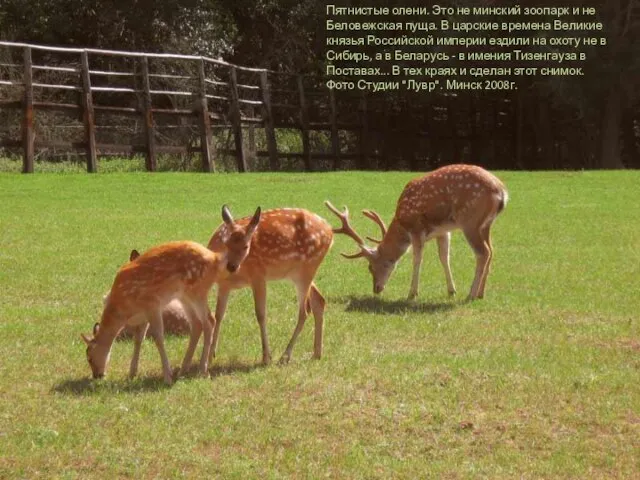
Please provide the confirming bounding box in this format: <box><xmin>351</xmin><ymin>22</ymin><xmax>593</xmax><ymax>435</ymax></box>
<box><xmin>498</xmin><ymin>188</ymin><xmax>509</xmax><ymax>213</ymax></box>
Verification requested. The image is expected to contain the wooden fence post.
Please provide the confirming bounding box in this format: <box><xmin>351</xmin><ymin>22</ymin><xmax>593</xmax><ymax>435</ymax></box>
<box><xmin>247</xmin><ymin>104</ymin><xmax>256</xmax><ymax>162</ymax></box>
<box><xmin>22</xmin><ymin>47</ymin><xmax>34</xmax><ymax>173</ymax></box>
<box><xmin>329</xmin><ymin>88</ymin><xmax>340</xmax><ymax>170</ymax></box>
<box><xmin>197</xmin><ymin>59</ymin><xmax>214</xmax><ymax>172</ymax></box>
<box><xmin>80</xmin><ymin>51</ymin><xmax>97</xmax><ymax>173</ymax></box>
<box><xmin>358</xmin><ymin>92</ymin><xmax>370</xmax><ymax>170</ymax></box>
<box><xmin>140</xmin><ymin>56</ymin><xmax>156</xmax><ymax>172</ymax></box>
<box><xmin>228</xmin><ymin>66</ymin><xmax>247</xmax><ymax>172</ymax></box>
<box><xmin>259</xmin><ymin>70</ymin><xmax>278</xmax><ymax>171</ymax></box>
<box><xmin>297</xmin><ymin>75</ymin><xmax>312</xmax><ymax>171</ymax></box>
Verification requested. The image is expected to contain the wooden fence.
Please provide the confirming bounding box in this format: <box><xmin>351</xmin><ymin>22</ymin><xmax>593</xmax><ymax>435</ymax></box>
<box><xmin>2</xmin><ymin>41</ymin><xmax>601</xmax><ymax>172</ymax></box>
<box><xmin>0</xmin><ymin>41</ymin><xmax>379</xmax><ymax>173</ymax></box>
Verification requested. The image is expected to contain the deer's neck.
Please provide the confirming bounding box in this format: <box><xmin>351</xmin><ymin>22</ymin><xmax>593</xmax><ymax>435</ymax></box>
<box><xmin>204</xmin><ymin>253</ymin><xmax>225</xmax><ymax>282</ymax></box>
<box><xmin>378</xmin><ymin>218</ymin><xmax>411</xmax><ymax>262</ymax></box>
<box><xmin>95</xmin><ymin>304</ymin><xmax>125</xmax><ymax>348</ymax></box>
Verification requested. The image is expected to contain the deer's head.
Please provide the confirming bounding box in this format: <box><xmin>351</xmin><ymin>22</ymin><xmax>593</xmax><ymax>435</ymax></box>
<box><xmin>221</xmin><ymin>205</ymin><xmax>261</xmax><ymax>273</ymax></box>
<box><xmin>80</xmin><ymin>323</ymin><xmax>111</xmax><ymax>379</ymax></box>
<box><xmin>325</xmin><ymin>201</ymin><xmax>399</xmax><ymax>295</ymax></box>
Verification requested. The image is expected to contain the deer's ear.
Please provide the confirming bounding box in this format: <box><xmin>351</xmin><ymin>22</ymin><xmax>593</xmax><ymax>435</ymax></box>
<box><xmin>81</xmin><ymin>333</ymin><xmax>92</xmax><ymax>345</ymax></box>
<box><xmin>129</xmin><ymin>249</ymin><xmax>140</xmax><ymax>261</ymax></box>
<box><xmin>222</xmin><ymin>205</ymin><xmax>234</xmax><ymax>225</ymax></box>
<box><xmin>93</xmin><ymin>323</ymin><xmax>100</xmax><ymax>336</ymax></box>
<box><xmin>246</xmin><ymin>207</ymin><xmax>261</xmax><ymax>237</ymax></box>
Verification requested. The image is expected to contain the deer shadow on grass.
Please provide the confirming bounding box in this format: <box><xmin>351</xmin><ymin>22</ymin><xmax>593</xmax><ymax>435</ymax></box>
<box><xmin>338</xmin><ymin>294</ymin><xmax>461</xmax><ymax>315</ymax></box>
<box><xmin>52</xmin><ymin>375</ymin><xmax>174</xmax><ymax>396</ymax></box>
<box><xmin>53</xmin><ymin>360</ymin><xmax>264</xmax><ymax>396</ymax></box>
<box><xmin>180</xmin><ymin>358</ymin><xmax>265</xmax><ymax>379</ymax></box>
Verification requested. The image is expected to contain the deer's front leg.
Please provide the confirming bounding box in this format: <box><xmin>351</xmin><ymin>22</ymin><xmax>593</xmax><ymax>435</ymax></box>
<box><xmin>176</xmin><ymin>304</ymin><xmax>202</xmax><ymax>379</ymax></box>
<box><xmin>252</xmin><ymin>279</ymin><xmax>272</xmax><ymax>365</ymax></box>
<box><xmin>197</xmin><ymin>301</ymin><xmax>214</xmax><ymax>376</ymax></box>
<box><xmin>408</xmin><ymin>234</ymin><xmax>425</xmax><ymax>301</ymax></box>
<box><xmin>129</xmin><ymin>323</ymin><xmax>149</xmax><ymax>379</ymax></box>
<box><xmin>148</xmin><ymin>311</ymin><xmax>173</xmax><ymax>385</ymax></box>
<box><xmin>209</xmin><ymin>286</ymin><xmax>230</xmax><ymax>363</ymax></box>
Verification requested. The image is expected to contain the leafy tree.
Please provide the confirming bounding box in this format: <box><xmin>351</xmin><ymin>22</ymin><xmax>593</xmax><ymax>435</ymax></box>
<box><xmin>0</xmin><ymin>0</ymin><xmax>235</xmax><ymax>57</ymax></box>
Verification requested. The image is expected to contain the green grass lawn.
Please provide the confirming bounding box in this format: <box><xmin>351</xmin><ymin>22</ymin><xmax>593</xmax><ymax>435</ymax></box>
<box><xmin>0</xmin><ymin>167</ymin><xmax>638</xmax><ymax>478</ymax></box>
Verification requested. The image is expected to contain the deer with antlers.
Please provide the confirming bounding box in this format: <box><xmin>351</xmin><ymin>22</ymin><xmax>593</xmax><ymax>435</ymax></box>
<box><xmin>326</xmin><ymin>164</ymin><xmax>508</xmax><ymax>301</ymax></box>
<box><xmin>82</xmin><ymin>206</ymin><xmax>261</xmax><ymax>385</ymax></box>
<box><xmin>207</xmin><ymin>207</ymin><xmax>333</xmax><ymax>365</ymax></box>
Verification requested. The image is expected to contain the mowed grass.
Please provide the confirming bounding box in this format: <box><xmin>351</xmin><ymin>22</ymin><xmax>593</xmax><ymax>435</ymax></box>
<box><xmin>0</xmin><ymin>168</ymin><xmax>638</xmax><ymax>479</ymax></box>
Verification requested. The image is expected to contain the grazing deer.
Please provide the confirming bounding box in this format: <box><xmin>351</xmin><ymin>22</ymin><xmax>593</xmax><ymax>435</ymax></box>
<box><xmin>82</xmin><ymin>206</ymin><xmax>261</xmax><ymax>384</ymax></box>
<box><xmin>207</xmin><ymin>207</ymin><xmax>333</xmax><ymax>365</ymax></box>
<box><xmin>326</xmin><ymin>164</ymin><xmax>508</xmax><ymax>300</ymax></box>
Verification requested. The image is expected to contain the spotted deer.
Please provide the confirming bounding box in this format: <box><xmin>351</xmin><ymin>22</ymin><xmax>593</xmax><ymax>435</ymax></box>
<box><xmin>82</xmin><ymin>206</ymin><xmax>261</xmax><ymax>384</ymax></box>
<box><xmin>207</xmin><ymin>207</ymin><xmax>333</xmax><ymax>365</ymax></box>
<box><xmin>326</xmin><ymin>164</ymin><xmax>508</xmax><ymax>300</ymax></box>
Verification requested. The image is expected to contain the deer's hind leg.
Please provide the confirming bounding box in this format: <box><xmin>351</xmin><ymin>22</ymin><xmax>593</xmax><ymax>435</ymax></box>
<box><xmin>476</xmin><ymin>222</ymin><xmax>495</xmax><ymax>299</ymax></box>
<box><xmin>280</xmin><ymin>268</ymin><xmax>320</xmax><ymax>364</ymax></box>
<box><xmin>436</xmin><ymin>233</ymin><xmax>457</xmax><ymax>296</ymax></box>
<box><xmin>463</xmin><ymin>227</ymin><xmax>492</xmax><ymax>301</ymax></box>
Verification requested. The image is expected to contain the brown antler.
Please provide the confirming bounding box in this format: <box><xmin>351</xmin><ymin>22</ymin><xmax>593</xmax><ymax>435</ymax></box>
<box><xmin>340</xmin><ymin>247</ymin><xmax>373</xmax><ymax>259</ymax></box>
<box><xmin>325</xmin><ymin>201</ymin><xmax>365</xmax><ymax>246</ymax></box>
<box><xmin>325</xmin><ymin>201</ymin><xmax>374</xmax><ymax>259</ymax></box>
<box><xmin>362</xmin><ymin>209</ymin><xmax>387</xmax><ymax>243</ymax></box>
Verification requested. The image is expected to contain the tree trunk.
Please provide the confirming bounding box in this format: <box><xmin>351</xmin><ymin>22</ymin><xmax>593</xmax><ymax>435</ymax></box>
<box><xmin>535</xmin><ymin>100</ymin><xmax>554</xmax><ymax>169</ymax></box>
<box><xmin>621</xmin><ymin>105</ymin><xmax>639</xmax><ymax>168</ymax></box>
<box><xmin>600</xmin><ymin>86</ymin><xmax>624</xmax><ymax>169</ymax></box>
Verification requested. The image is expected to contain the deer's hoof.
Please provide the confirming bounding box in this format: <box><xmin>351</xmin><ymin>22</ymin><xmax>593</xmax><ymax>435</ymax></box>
<box><xmin>277</xmin><ymin>355</ymin><xmax>290</xmax><ymax>366</ymax></box>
